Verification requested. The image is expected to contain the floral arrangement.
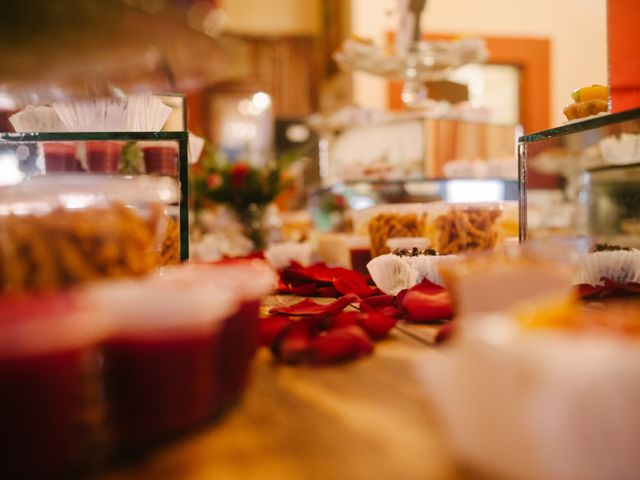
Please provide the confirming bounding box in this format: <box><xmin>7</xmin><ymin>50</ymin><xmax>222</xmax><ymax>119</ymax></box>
<box><xmin>191</xmin><ymin>148</ymin><xmax>303</xmax><ymax>250</ymax></box>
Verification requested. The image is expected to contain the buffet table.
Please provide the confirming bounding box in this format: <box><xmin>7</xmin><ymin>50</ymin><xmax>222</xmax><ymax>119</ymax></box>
<box><xmin>101</xmin><ymin>296</ymin><xmax>465</xmax><ymax>480</ymax></box>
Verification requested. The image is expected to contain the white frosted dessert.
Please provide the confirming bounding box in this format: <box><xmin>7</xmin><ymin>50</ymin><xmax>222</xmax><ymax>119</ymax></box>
<box><xmin>366</xmin><ymin>248</ymin><xmax>457</xmax><ymax>296</ymax></box>
<box><xmin>575</xmin><ymin>245</ymin><xmax>640</xmax><ymax>286</ymax></box>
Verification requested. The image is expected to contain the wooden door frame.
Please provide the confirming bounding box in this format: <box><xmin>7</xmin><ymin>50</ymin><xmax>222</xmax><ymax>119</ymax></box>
<box><xmin>387</xmin><ymin>33</ymin><xmax>551</xmax><ymax>134</ymax></box>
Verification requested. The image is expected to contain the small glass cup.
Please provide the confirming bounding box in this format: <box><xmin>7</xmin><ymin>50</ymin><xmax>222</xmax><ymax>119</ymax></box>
<box><xmin>43</xmin><ymin>142</ymin><xmax>77</xmax><ymax>172</ymax></box>
<box><xmin>347</xmin><ymin>236</ymin><xmax>373</xmax><ymax>276</ymax></box>
<box><xmin>0</xmin><ymin>294</ymin><xmax>108</xmax><ymax>478</ymax></box>
<box><xmin>143</xmin><ymin>144</ymin><xmax>178</xmax><ymax>177</ymax></box>
<box><xmin>85</xmin><ymin>141</ymin><xmax>122</xmax><ymax>173</ymax></box>
<box><xmin>164</xmin><ymin>262</ymin><xmax>275</xmax><ymax>409</ymax></box>
<box><xmin>93</xmin><ymin>280</ymin><xmax>236</xmax><ymax>453</ymax></box>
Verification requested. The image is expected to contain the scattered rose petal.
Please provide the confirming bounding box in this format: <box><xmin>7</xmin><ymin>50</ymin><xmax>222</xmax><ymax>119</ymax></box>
<box><xmin>272</xmin><ymin>320</ymin><xmax>312</xmax><ymax>364</ymax></box>
<box><xmin>258</xmin><ymin>315</ymin><xmax>291</xmax><ymax>347</ymax></box>
<box><xmin>289</xmin><ymin>262</ymin><xmax>337</xmax><ymax>283</ymax></box>
<box><xmin>332</xmin><ymin>311</ymin><xmax>361</xmax><ymax>328</ymax></box>
<box><xmin>576</xmin><ymin>283</ymin><xmax>604</xmax><ymax>299</ymax></box>
<box><xmin>317</xmin><ymin>286</ymin><xmax>341</xmax><ymax>298</ymax></box>
<box><xmin>309</xmin><ymin>325</ymin><xmax>374</xmax><ymax>364</ymax></box>
<box><xmin>331</xmin><ymin>311</ymin><xmax>397</xmax><ymax>339</ymax></box>
<box><xmin>621</xmin><ymin>282</ymin><xmax>640</xmax><ymax>294</ymax></box>
<box><xmin>280</xmin><ymin>269</ymin><xmax>319</xmax><ymax>289</ymax></box>
<box><xmin>360</xmin><ymin>294</ymin><xmax>394</xmax><ymax>309</ymax></box>
<box><xmin>269</xmin><ymin>294</ymin><xmax>359</xmax><ymax>316</ymax></box>
<box><xmin>359</xmin><ymin>296</ymin><xmax>402</xmax><ymax>318</ymax></box>
<box><xmin>401</xmin><ymin>280</ymin><xmax>454</xmax><ymax>323</ymax></box>
<box><xmin>435</xmin><ymin>322</ymin><xmax>457</xmax><ymax>343</ymax></box>
<box><xmin>604</xmin><ymin>278</ymin><xmax>640</xmax><ymax>295</ymax></box>
<box><xmin>334</xmin><ymin>275</ymin><xmax>378</xmax><ymax>298</ymax></box>
<box><xmin>279</xmin><ymin>282</ymin><xmax>319</xmax><ymax>296</ymax></box>
<box><xmin>378</xmin><ymin>306</ymin><xmax>404</xmax><ymax>318</ymax></box>
<box><xmin>359</xmin><ymin>312</ymin><xmax>397</xmax><ymax>339</ymax></box>
<box><xmin>576</xmin><ymin>279</ymin><xmax>640</xmax><ymax>299</ymax></box>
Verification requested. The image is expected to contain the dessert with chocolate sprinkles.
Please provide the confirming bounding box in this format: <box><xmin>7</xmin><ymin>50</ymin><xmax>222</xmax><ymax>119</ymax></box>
<box><xmin>392</xmin><ymin>247</ymin><xmax>438</xmax><ymax>257</ymax></box>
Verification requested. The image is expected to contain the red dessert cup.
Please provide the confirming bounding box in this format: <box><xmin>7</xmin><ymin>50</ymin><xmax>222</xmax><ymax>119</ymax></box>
<box><xmin>91</xmin><ymin>279</ymin><xmax>237</xmax><ymax>453</ymax></box>
<box><xmin>169</xmin><ymin>261</ymin><xmax>275</xmax><ymax>409</ymax></box>
<box><xmin>143</xmin><ymin>145</ymin><xmax>178</xmax><ymax>177</ymax></box>
<box><xmin>85</xmin><ymin>141</ymin><xmax>122</xmax><ymax>174</ymax></box>
<box><xmin>43</xmin><ymin>142</ymin><xmax>77</xmax><ymax>173</ymax></box>
<box><xmin>0</xmin><ymin>293</ymin><xmax>109</xmax><ymax>479</ymax></box>
<box><xmin>347</xmin><ymin>236</ymin><xmax>373</xmax><ymax>276</ymax></box>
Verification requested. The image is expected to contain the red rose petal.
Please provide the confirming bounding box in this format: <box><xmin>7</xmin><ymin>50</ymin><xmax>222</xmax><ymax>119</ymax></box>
<box><xmin>410</xmin><ymin>279</ymin><xmax>447</xmax><ymax>294</ymax></box>
<box><xmin>279</xmin><ymin>282</ymin><xmax>320</xmax><ymax>296</ymax></box>
<box><xmin>378</xmin><ymin>306</ymin><xmax>404</xmax><ymax>318</ymax></box>
<box><xmin>290</xmin><ymin>262</ymin><xmax>337</xmax><ymax>283</ymax></box>
<box><xmin>359</xmin><ymin>312</ymin><xmax>397</xmax><ymax>339</ymax></box>
<box><xmin>359</xmin><ymin>296</ymin><xmax>402</xmax><ymax>318</ymax></box>
<box><xmin>280</xmin><ymin>268</ymin><xmax>320</xmax><ymax>288</ymax></box>
<box><xmin>400</xmin><ymin>280</ymin><xmax>454</xmax><ymax>323</ymax></box>
<box><xmin>331</xmin><ymin>311</ymin><xmax>397</xmax><ymax>339</ymax></box>
<box><xmin>334</xmin><ymin>275</ymin><xmax>378</xmax><ymax>298</ymax></box>
<box><xmin>435</xmin><ymin>322</ymin><xmax>456</xmax><ymax>343</ymax></box>
<box><xmin>272</xmin><ymin>320</ymin><xmax>312</xmax><ymax>363</ymax></box>
<box><xmin>576</xmin><ymin>283</ymin><xmax>604</xmax><ymax>299</ymax></box>
<box><xmin>332</xmin><ymin>311</ymin><xmax>361</xmax><ymax>328</ymax></box>
<box><xmin>361</xmin><ymin>294</ymin><xmax>395</xmax><ymax>309</ymax></box>
<box><xmin>258</xmin><ymin>315</ymin><xmax>291</xmax><ymax>347</ymax></box>
<box><xmin>309</xmin><ymin>325</ymin><xmax>374</xmax><ymax>364</ymax></box>
<box><xmin>621</xmin><ymin>282</ymin><xmax>640</xmax><ymax>294</ymax></box>
<box><xmin>317</xmin><ymin>286</ymin><xmax>341</xmax><ymax>298</ymax></box>
<box><xmin>269</xmin><ymin>294</ymin><xmax>359</xmax><ymax>316</ymax></box>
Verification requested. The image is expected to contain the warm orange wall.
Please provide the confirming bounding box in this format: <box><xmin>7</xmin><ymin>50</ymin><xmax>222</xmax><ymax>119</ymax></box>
<box><xmin>608</xmin><ymin>0</ymin><xmax>640</xmax><ymax>112</ymax></box>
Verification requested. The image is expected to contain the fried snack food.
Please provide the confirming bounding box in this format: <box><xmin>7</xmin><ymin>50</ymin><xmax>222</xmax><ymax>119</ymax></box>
<box><xmin>0</xmin><ymin>203</ymin><xmax>159</xmax><ymax>293</ymax></box>
<box><xmin>159</xmin><ymin>215</ymin><xmax>180</xmax><ymax>266</ymax></box>
<box><xmin>432</xmin><ymin>207</ymin><xmax>501</xmax><ymax>254</ymax></box>
<box><xmin>368</xmin><ymin>213</ymin><xmax>426</xmax><ymax>257</ymax></box>
<box><xmin>563</xmin><ymin>84</ymin><xmax>608</xmax><ymax>121</ymax></box>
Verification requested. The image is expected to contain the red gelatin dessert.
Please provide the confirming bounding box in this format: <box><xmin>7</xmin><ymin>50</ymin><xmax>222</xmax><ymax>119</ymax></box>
<box><xmin>85</xmin><ymin>141</ymin><xmax>122</xmax><ymax>174</ymax></box>
<box><xmin>43</xmin><ymin>142</ymin><xmax>77</xmax><ymax>172</ymax></box>
<box><xmin>90</xmin><ymin>278</ymin><xmax>237</xmax><ymax>452</ymax></box>
<box><xmin>0</xmin><ymin>293</ymin><xmax>108</xmax><ymax>479</ymax></box>
<box><xmin>350</xmin><ymin>247</ymin><xmax>372</xmax><ymax>277</ymax></box>
<box><xmin>164</xmin><ymin>261</ymin><xmax>276</xmax><ymax>407</ymax></box>
<box><xmin>199</xmin><ymin>262</ymin><xmax>274</xmax><ymax>405</ymax></box>
<box><xmin>143</xmin><ymin>144</ymin><xmax>178</xmax><ymax>177</ymax></box>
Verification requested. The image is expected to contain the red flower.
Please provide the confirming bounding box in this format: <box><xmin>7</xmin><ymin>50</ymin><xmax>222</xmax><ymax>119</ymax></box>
<box><xmin>334</xmin><ymin>195</ymin><xmax>346</xmax><ymax>210</ymax></box>
<box><xmin>230</xmin><ymin>163</ymin><xmax>250</xmax><ymax>188</ymax></box>
<box><xmin>207</xmin><ymin>173</ymin><xmax>222</xmax><ymax>189</ymax></box>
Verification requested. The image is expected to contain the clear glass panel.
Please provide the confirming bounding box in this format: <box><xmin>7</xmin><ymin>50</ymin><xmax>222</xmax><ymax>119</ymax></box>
<box><xmin>518</xmin><ymin>108</ymin><xmax>640</xmax><ymax>247</ymax></box>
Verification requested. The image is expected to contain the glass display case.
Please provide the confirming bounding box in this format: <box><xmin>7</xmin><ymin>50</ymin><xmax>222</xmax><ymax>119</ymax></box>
<box><xmin>518</xmin><ymin>108</ymin><xmax>640</xmax><ymax>246</ymax></box>
<box><xmin>316</xmin><ymin>115</ymin><xmax>520</xmax><ymax>208</ymax></box>
<box><xmin>0</xmin><ymin>130</ymin><xmax>189</xmax><ymax>260</ymax></box>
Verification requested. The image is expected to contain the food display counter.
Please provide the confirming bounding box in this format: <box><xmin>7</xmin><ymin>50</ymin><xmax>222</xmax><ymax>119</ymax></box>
<box><xmin>2</xmin><ymin>1</ymin><xmax>640</xmax><ymax>480</ymax></box>
<box><xmin>0</xmin><ymin>130</ymin><xmax>190</xmax><ymax>261</ymax></box>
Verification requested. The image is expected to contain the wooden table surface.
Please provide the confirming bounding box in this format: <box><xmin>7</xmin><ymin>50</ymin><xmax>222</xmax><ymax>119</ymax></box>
<box><xmin>102</xmin><ymin>296</ymin><xmax>475</xmax><ymax>480</ymax></box>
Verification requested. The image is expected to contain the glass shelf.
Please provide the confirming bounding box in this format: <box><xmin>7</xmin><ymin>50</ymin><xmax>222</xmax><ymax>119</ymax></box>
<box><xmin>519</xmin><ymin>108</ymin><xmax>640</xmax><ymax>143</ymax></box>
